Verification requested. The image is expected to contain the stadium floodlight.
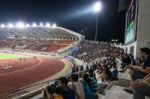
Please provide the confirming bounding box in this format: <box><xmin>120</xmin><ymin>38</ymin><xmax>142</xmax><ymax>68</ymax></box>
<box><xmin>32</xmin><ymin>23</ymin><xmax>37</xmax><ymax>27</ymax></box>
<box><xmin>93</xmin><ymin>2</ymin><xmax>102</xmax><ymax>13</ymax></box>
<box><xmin>8</xmin><ymin>23</ymin><xmax>14</xmax><ymax>28</ymax></box>
<box><xmin>93</xmin><ymin>1</ymin><xmax>102</xmax><ymax>41</ymax></box>
<box><xmin>26</xmin><ymin>24</ymin><xmax>30</xmax><ymax>27</ymax></box>
<box><xmin>46</xmin><ymin>23</ymin><xmax>50</xmax><ymax>27</ymax></box>
<box><xmin>16</xmin><ymin>22</ymin><xmax>25</xmax><ymax>28</ymax></box>
<box><xmin>0</xmin><ymin>24</ymin><xmax>5</xmax><ymax>28</ymax></box>
<box><xmin>40</xmin><ymin>22</ymin><xmax>44</xmax><ymax>27</ymax></box>
<box><xmin>52</xmin><ymin>23</ymin><xmax>57</xmax><ymax>28</ymax></box>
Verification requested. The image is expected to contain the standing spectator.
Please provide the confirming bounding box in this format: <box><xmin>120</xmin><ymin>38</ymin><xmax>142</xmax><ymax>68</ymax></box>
<box><xmin>83</xmin><ymin>73</ymin><xmax>93</xmax><ymax>99</ymax></box>
<box><xmin>71</xmin><ymin>74</ymin><xmax>85</xmax><ymax>99</ymax></box>
<box><xmin>89</xmin><ymin>69</ymin><xmax>99</xmax><ymax>99</ymax></box>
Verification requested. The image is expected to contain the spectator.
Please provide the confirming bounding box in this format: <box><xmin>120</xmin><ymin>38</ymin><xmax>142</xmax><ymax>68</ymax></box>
<box><xmin>71</xmin><ymin>74</ymin><xmax>85</xmax><ymax>99</ymax></box>
<box><xmin>130</xmin><ymin>55</ymin><xmax>136</xmax><ymax>65</ymax></box>
<box><xmin>80</xmin><ymin>65</ymin><xmax>84</xmax><ymax>71</ymax></box>
<box><xmin>53</xmin><ymin>87</ymin><xmax>64</xmax><ymax>99</ymax></box>
<box><xmin>120</xmin><ymin>54</ymin><xmax>131</xmax><ymax>70</ymax></box>
<box><xmin>131</xmin><ymin>73</ymin><xmax>150</xmax><ymax>99</ymax></box>
<box><xmin>83</xmin><ymin>73</ymin><xmax>93</xmax><ymax>99</ymax></box>
<box><xmin>59</xmin><ymin>77</ymin><xmax>75</xmax><ymax>99</ymax></box>
<box><xmin>110</xmin><ymin>64</ymin><xmax>118</xmax><ymax>80</ymax></box>
<box><xmin>78</xmin><ymin>72</ymin><xmax>84</xmax><ymax>82</ymax></box>
<box><xmin>71</xmin><ymin>67</ymin><xmax>76</xmax><ymax>74</ymax></box>
<box><xmin>104</xmin><ymin>65</ymin><xmax>112</xmax><ymax>80</ymax></box>
<box><xmin>125</xmin><ymin>47</ymin><xmax>150</xmax><ymax>94</ymax></box>
<box><xmin>129</xmin><ymin>47</ymin><xmax>150</xmax><ymax>81</ymax></box>
<box><xmin>100</xmin><ymin>71</ymin><xmax>106</xmax><ymax>83</ymax></box>
<box><xmin>89</xmin><ymin>69</ymin><xmax>99</xmax><ymax>99</ymax></box>
<box><xmin>43</xmin><ymin>84</ymin><xmax>56</xmax><ymax>99</ymax></box>
<box><xmin>86</xmin><ymin>65</ymin><xmax>89</xmax><ymax>71</ymax></box>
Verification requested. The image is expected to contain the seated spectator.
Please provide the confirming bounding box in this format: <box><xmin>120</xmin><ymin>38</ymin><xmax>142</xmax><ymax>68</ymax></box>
<box><xmin>89</xmin><ymin>69</ymin><xmax>99</xmax><ymax>99</ymax></box>
<box><xmin>129</xmin><ymin>47</ymin><xmax>150</xmax><ymax>81</ymax></box>
<box><xmin>43</xmin><ymin>84</ymin><xmax>57</xmax><ymax>99</ymax></box>
<box><xmin>120</xmin><ymin>54</ymin><xmax>131</xmax><ymax>70</ymax></box>
<box><xmin>129</xmin><ymin>55</ymin><xmax>136</xmax><ymax>65</ymax></box>
<box><xmin>131</xmin><ymin>73</ymin><xmax>150</xmax><ymax>99</ymax></box>
<box><xmin>100</xmin><ymin>71</ymin><xmax>106</xmax><ymax>83</ymax></box>
<box><xmin>71</xmin><ymin>74</ymin><xmax>85</xmax><ymax>99</ymax></box>
<box><xmin>95</xmin><ymin>69</ymin><xmax>102</xmax><ymax>84</ymax></box>
<box><xmin>125</xmin><ymin>47</ymin><xmax>150</xmax><ymax>94</ymax></box>
<box><xmin>80</xmin><ymin>65</ymin><xmax>84</xmax><ymax>71</ymax></box>
<box><xmin>53</xmin><ymin>87</ymin><xmax>64</xmax><ymax>99</ymax></box>
<box><xmin>78</xmin><ymin>72</ymin><xmax>84</xmax><ymax>82</ymax></box>
<box><xmin>83</xmin><ymin>73</ymin><xmax>93</xmax><ymax>99</ymax></box>
<box><xmin>59</xmin><ymin>77</ymin><xmax>75</xmax><ymax>99</ymax></box>
<box><xmin>71</xmin><ymin>67</ymin><xmax>76</xmax><ymax>73</ymax></box>
<box><xmin>110</xmin><ymin>64</ymin><xmax>118</xmax><ymax>80</ymax></box>
<box><xmin>104</xmin><ymin>65</ymin><xmax>112</xmax><ymax>80</ymax></box>
<box><xmin>86</xmin><ymin>65</ymin><xmax>89</xmax><ymax>71</ymax></box>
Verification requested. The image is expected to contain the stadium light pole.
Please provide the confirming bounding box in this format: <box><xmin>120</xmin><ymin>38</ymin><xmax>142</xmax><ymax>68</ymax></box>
<box><xmin>93</xmin><ymin>1</ymin><xmax>102</xmax><ymax>41</ymax></box>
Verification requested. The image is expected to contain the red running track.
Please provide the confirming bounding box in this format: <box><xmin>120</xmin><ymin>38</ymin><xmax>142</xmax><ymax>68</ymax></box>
<box><xmin>0</xmin><ymin>56</ymin><xmax>65</xmax><ymax>96</ymax></box>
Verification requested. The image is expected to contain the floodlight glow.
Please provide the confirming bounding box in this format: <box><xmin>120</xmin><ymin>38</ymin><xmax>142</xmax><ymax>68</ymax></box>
<box><xmin>52</xmin><ymin>23</ymin><xmax>57</xmax><ymax>27</ymax></box>
<box><xmin>26</xmin><ymin>24</ymin><xmax>30</xmax><ymax>27</ymax></box>
<box><xmin>40</xmin><ymin>22</ymin><xmax>44</xmax><ymax>26</ymax></box>
<box><xmin>8</xmin><ymin>23</ymin><xmax>14</xmax><ymax>28</ymax></box>
<box><xmin>46</xmin><ymin>23</ymin><xmax>50</xmax><ymax>27</ymax></box>
<box><xmin>16</xmin><ymin>22</ymin><xmax>25</xmax><ymax>28</ymax></box>
<box><xmin>32</xmin><ymin>23</ymin><xmax>37</xmax><ymax>27</ymax></box>
<box><xmin>93</xmin><ymin>2</ymin><xmax>102</xmax><ymax>13</ymax></box>
<box><xmin>1</xmin><ymin>24</ymin><xmax>5</xmax><ymax>28</ymax></box>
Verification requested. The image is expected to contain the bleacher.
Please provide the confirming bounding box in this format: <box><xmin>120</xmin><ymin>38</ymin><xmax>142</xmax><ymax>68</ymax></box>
<box><xmin>0</xmin><ymin>27</ymin><xmax>81</xmax><ymax>52</ymax></box>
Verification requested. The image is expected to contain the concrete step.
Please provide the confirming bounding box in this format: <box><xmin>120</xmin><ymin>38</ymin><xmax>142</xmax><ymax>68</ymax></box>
<box><xmin>104</xmin><ymin>85</ymin><xmax>150</xmax><ymax>99</ymax></box>
<box><xmin>104</xmin><ymin>85</ymin><xmax>132</xmax><ymax>99</ymax></box>
<box><xmin>28</xmin><ymin>92</ymin><xmax>43</xmax><ymax>99</ymax></box>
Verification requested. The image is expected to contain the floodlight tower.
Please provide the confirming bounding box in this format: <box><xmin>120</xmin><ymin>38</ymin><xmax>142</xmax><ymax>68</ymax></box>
<box><xmin>93</xmin><ymin>1</ymin><xmax>102</xmax><ymax>41</ymax></box>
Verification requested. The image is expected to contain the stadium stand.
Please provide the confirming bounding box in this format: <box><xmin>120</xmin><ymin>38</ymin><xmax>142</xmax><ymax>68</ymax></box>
<box><xmin>0</xmin><ymin>27</ymin><xmax>82</xmax><ymax>52</ymax></box>
<box><xmin>40</xmin><ymin>41</ymin><xmax>150</xmax><ymax>99</ymax></box>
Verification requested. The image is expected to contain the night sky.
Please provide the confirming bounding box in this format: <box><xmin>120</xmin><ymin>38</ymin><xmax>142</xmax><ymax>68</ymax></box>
<box><xmin>0</xmin><ymin>0</ymin><xmax>126</xmax><ymax>43</ymax></box>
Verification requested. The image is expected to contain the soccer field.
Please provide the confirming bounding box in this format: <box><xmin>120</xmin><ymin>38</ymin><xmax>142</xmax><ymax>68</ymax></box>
<box><xmin>0</xmin><ymin>53</ymin><xmax>25</xmax><ymax>60</ymax></box>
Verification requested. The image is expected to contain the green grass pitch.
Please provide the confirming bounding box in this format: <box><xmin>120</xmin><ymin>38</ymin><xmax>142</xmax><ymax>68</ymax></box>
<box><xmin>0</xmin><ymin>53</ymin><xmax>25</xmax><ymax>60</ymax></box>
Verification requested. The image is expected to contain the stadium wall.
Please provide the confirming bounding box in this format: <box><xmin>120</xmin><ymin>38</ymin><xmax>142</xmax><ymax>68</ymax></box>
<box><xmin>123</xmin><ymin>0</ymin><xmax>150</xmax><ymax>58</ymax></box>
<box><xmin>136</xmin><ymin>0</ymin><xmax>150</xmax><ymax>52</ymax></box>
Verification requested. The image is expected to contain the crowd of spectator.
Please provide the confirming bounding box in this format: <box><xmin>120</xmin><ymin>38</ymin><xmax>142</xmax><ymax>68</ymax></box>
<box><xmin>71</xmin><ymin>40</ymin><xmax>123</xmax><ymax>63</ymax></box>
<box><xmin>43</xmin><ymin>40</ymin><xmax>150</xmax><ymax>99</ymax></box>
<box><xmin>0</xmin><ymin>39</ymin><xmax>74</xmax><ymax>52</ymax></box>
<box><xmin>43</xmin><ymin>41</ymin><xmax>123</xmax><ymax>99</ymax></box>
